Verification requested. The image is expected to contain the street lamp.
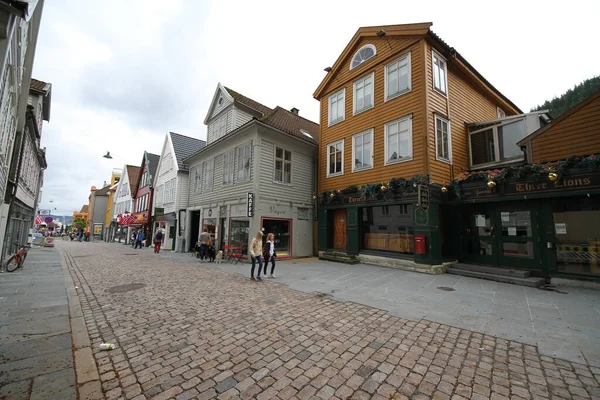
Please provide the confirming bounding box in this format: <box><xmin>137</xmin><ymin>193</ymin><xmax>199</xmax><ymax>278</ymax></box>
<box><xmin>103</xmin><ymin>151</ymin><xmax>113</xmax><ymax>159</ymax></box>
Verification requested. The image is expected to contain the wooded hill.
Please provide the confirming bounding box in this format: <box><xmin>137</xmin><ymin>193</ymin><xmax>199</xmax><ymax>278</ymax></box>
<box><xmin>531</xmin><ymin>76</ymin><xmax>600</xmax><ymax>118</ymax></box>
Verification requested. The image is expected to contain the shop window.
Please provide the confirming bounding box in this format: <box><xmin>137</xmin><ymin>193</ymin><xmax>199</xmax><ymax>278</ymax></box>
<box><xmin>230</xmin><ymin>219</ymin><xmax>249</xmax><ymax>256</ymax></box>
<box><xmin>236</xmin><ymin>142</ymin><xmax>251</xmax><ymax>182</ymax></box>
<box><xmin>202</xmin><ymin>218</ymin><xmax>217</xmax><ymax>244</ymax></box>
<box><xmin>361</xmin><ymin>205</ymin><xmax>414</xmax><ymax>254</ymax></box>
<box><xmin>263</xmin><ymin>219</ymin><xmax>291</xmax><ymax>257</ymax></box>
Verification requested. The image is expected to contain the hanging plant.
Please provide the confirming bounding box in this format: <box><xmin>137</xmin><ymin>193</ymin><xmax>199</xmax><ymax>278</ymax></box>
<box><xmin>341</xmin><ymin>185</ymin><xmax>358</xmax><ymax>195</ymax></box>
<box><xmin>360</xmin><ymin>183</ymin><xmax>380</xmax><ymax>199</ymax></box>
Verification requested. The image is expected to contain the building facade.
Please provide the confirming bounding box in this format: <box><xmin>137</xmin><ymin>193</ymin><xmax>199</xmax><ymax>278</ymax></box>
<box><xmin>0</xmin><ymin>0</ymin><xmax>45</xmax><ymax>258</ymax></box>
<box><xmin>103</xmin><ymin>168</ymin><xmax>121</xmax><ymax>240</ymax></box>
<box><xmin>87</xmin><ymin>185</ymin><xmax>110</xmax><ymax>240</ymax></box>
<box><xmin>109</xmin><ymin>165</ymin><xmax>140</xmax><ymax>243</ymax></box>
<box><xmin>183</xmin><ymin>84</ymin><xmax>318</xmax><ymax>259</ymax></box>
<box><xmin>131</xmin><ymin>151</ymin><xmax>159</xmax><ymax>246</ymax></box>
<box><xmin>152</xmin><ymin>132</ymin><xmax>205</xmax><ymax>252</ymax></box>
<box><xmin>314</xmin><ymin>23</ymin><xmax>552</xmax><ymax>272</ymax></box>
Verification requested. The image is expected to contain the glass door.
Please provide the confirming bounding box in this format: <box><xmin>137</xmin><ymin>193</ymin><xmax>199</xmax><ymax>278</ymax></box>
<box><xmin>461</xmin><ymin>207</ymin><xmax>499</xmax><ymax>266</ymax></box>
<box><xmin>496</xmin><ymin>208</ymin><xmax>540</xmax><ymax>269</ymax></box>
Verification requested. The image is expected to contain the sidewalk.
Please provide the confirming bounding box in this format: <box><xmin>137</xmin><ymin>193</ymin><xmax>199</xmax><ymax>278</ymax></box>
<box><xmin>154</xmin><ymin>248</ymin><xmax>600</xmax><ymax>367</ymax></box>
<box><xmin>0</xmin><ymin>246</ymin><xmax>76</xmax><ymax>399</ymax></box>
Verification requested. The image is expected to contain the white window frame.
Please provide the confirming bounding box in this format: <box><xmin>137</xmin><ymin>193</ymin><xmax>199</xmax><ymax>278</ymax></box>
<box><xmin>328</xmin><ymin>88</ymin><xmax>345</xmax><ymax>126</ymax></box>
<box><xmin>326</xmin><ymin>139</ymin><xmax>344</xmax><ymax>177</ymax></box>
<box><xmin>201</xmin><ymin>158</ymin><xmax>214</xmax><ymax>193</ymax></box>
<box><xmin>222</xmin><ymin>150</ymin><xmax>234</xmax><ymax>185</ymax></box>
<box><xmin>468</xmin><ymin>117</ymin><xmax>527</xmax><ymax>169</ymax></box>
<box><xmin>497</xmin><ymin>107</ymin><xmax>506</xmax><ymax>119</ymax></box>
<box><xmin>385</xmin><ymin>52</ymin><xmax>412</xmax><ymax>101</ymax></box>
<box><xmin>350</xmin><ymin>44</ymin><xmax>376</xmax><ymax>70</ymax></box>
<box><xmin>353</xmin><ymin>72</ymin><xmax>374</xmax><ymax>115</ymax></box>
<box><xmin>236</xmin><ymin>142</ymin><xmax>251</xmax><ymax>183</ymax></box>
<box><xmin>384</xmin><ymin>115</ymin><xmax>413</xmax><ymax>166</ymax></box>
<box><xmin>434</xmin><ymin>114</ymin><xmax>452</xmax><ymax>163</ymax></box>
<box><xmin>274</xmin><ymin>147</ymin><xmax>292</xmax><ymax>184</ymax></box>
<box><xmin>432</xmin><ymin>50</ymin><xmax>447</xmax><ymax>95</ymax></box>
<box><xmin>352</xmin><ymin>129</ymin><xmax>374</xmax><ymax>172</ymax></box>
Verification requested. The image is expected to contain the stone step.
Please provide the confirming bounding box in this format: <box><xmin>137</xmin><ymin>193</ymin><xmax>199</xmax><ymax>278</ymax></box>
<box><xmin>447</xmin><ymin>267</ymin><xmax>545</xmax><ymax>287</ymax></box>
<box><xmin>319</xmin><ymin>252</ymin><xmax>359</xmax><ymax>265</ymax></box>
<box><xmin>452</xmin><ymin>263</ymin><xmax>531</xmax><ymax>278</ymax></box>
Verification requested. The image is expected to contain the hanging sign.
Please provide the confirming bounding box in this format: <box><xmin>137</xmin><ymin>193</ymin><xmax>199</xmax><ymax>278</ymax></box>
<box><xmin>39</xmin><ymin>209</ymin><xmax>51</xmax><ymax>215</ymax></box>
<box><xmin>247</xmin><ymin>192</ymin><xmax>254</xmax><ymax>217</ymax></box>
<box><xmin>555</xmin><ymin>223</ymin><xmax>567</xmax><ymax>235</ymax></box>
<box><xmin>417</xmin><ymin>184</ymin><xmax>430</xmax><ymax>211</ymax></box>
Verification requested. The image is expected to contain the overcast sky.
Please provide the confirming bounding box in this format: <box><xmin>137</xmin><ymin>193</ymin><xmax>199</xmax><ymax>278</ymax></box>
<box><xmin>35</xmin><ymin>0</ymin><xmax>600</xmax><ymax>215</ymax></box>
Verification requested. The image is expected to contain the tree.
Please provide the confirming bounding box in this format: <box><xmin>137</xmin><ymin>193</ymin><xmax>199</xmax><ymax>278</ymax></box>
<box><xmin>531</xmin><ymin>76</ymin><xmax>600</xmax><ymax>118</ymax></box>
<box><xmin>73</xmin><ymin>217</ymin><xmax>87</xmax><ymax>230</ymax></box>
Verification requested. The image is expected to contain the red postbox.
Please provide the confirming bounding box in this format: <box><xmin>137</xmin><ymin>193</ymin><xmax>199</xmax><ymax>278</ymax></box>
<box><xmin>414</xmin><ymin>234</ymin><xmax>426</xmax><ymax>254</ymax></box>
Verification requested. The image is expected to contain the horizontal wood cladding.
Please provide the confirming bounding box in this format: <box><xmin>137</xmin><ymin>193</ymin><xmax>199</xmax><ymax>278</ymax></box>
<box><xmin>426</xmin><ymin>41</ymin><xmax>507</xmax><ymax>183</ymax></box>
<box><xmin>318</xmin><ymin>40</ymin><xmax>425</xmax><ymax>192</ymax></box>
<box><xmin>531</xmin><ymin>95</ymin><xmax>600</xmax><ymax>163</ymax></box>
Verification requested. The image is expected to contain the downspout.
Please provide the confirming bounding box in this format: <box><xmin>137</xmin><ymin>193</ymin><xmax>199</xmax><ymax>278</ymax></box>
<box><xmin>421</xmin><ymin>39</ymin><xmax>430</xmax><ymax>178</ymax></box>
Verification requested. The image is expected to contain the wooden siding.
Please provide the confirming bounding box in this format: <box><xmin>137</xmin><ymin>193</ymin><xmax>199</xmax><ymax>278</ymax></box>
<box><xmin>235</xmin><ymin>107</ymin><xmax>254</xmax><ymax>130</ymax></box>
<box><xmin>176</xmin><ymin>172</ymin><xmax>188</xmax><ymax>211</ymax></box>
<box><xmin>209</xmin><ymin>89</ymin><xmax>233</xmax><ymax>120</ymax></box>
<box><xmin>207</xmin><ymin>107</ymin><xmax>233</xmax><ymax>143</ymax></box>
<box><xmin>530</xmin><ymin>94</ymin><xmax>600</xmax><ymax>163</ymax></box>
<box><xmin>426</xmin><ymin>41</ymin><xmax>513</xmax><ymax>183</ymax></box>
<box><xmin>318</xmin><ymin>39</ymin><xmax>425</xmax><ymax>192</ymax></box>
<box><xmin>187</xmin><ymin>127</ymin><xmax>257</xmax><ymax>208</ymax></box>
<box><xmin>153</xmin><ymin>135</ymin><xmax>179</xmax><ymax>216</ymax></box>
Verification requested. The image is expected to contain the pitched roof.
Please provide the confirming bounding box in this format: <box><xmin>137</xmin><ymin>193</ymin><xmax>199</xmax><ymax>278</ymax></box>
<box><xmin>30</xmin><ymin>78</ymin><xmax>49</xmax><ymax>93</ymax></box>
<box><xmin>126</xmin><ymin>165</ymin><xmax>141</xmax><ymax>194</ymax></box>
<box><xmin>313</xmin><ymin>22</ymin><xmax>522</xmax><ymax>114</ymax></box>
<box><xmin>517</xmin><ymin>89</ymin><xmax>600</xmax><ymax>146</ymax></box>
<box><xmin>147</xmin><ymin>152</ymin><xmax>160</xmax><ymax>183</ymax></box>
<box><xmin>261</xmin><ymin>107</ymin><xmax>319</xmax><ymax>145</ymax></box>
<box><xmin>95</xmin><ymin>185</ymin><xmax>112</xmax><ymax>196</ymax></box>
<box><xmin>169</xmin><ymin>132</ymin><xmax>206</xmax><ymax>171</ymax></box>
<box><xmin>80</xmin><ymin>205</ymin><xmax>89</xmax><ymax>213</ymax></box>
<box><xmin>224</xmin><ymin>87</ymin><xmax>272</xmax><ymax>116</ymax></box>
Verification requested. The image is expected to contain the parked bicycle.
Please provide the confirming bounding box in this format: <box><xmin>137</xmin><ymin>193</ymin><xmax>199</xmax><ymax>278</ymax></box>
<box><xmin>3</xmin><ymin>242</ymin><xmax>31</xmax><ymax>272</ymax></box>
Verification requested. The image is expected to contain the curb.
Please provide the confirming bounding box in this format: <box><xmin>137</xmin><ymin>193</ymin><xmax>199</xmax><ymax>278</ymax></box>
<box><xmin>61</xmin><ymin>250</ymin><xmax>104</xmax><ymax>400</ymax></box>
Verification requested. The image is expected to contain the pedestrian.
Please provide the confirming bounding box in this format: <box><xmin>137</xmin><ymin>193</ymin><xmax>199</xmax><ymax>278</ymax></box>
<box><xmin>263</xmin><ymin>233</ymin><xmax>277</xmax><ymax>278</ymax></box>
<box><xmin>198</xmin><ymin>228</ymin><xmax>211</xmax><ymax>262</ymax></box>
<box><xmin>249</xmin><ymin>231</ymin><xmax>264</xmax><ymax>281</ymax></box>
<box><xmin>153</xmin><ymin>229</ymin><xmax>163</xmax><ymax>253</ymax></box>
<box><xmin>134</xmin><ymin>229</ymin><xmax>145</xmax><ymax>249</ymax></box>
<box><xmin>85</xmin><ymin>231</ymin><xmax>90</xmax><ymax>242</ymax></box>
<box><xmin>131</xmin><ymin>230</ymin><xmax>136</xmax><ymax>247</ymax></box>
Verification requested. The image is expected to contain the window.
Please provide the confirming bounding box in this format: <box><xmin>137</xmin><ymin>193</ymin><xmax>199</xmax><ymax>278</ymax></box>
<box><xmin>164</xmin><ymin>180</ymin><xmax>172</xmax><ymax>203</ymax></box>
<box><xmin>432</xmin><ymin>51</ymin><xmax>447</xmax><ymax>94</ymax></box>
<box><xmin>169</xmin><ymin>178</ymin><xmax>177</xmax><ymax>202</ymax></box>
<box><xmin>351</xmin><ymin>44</ymin><xmax>376</xmax><ymax>70</ymax></box>
<box><xmin>328</xmin><ymin>89</ymin><xmax>345</xmax><ymax>126</ymax></box>
<box><xmin>155</xmin><ymin>185</ymin><xmax>163</xmax><ymax>206</ymax></box>
<box><xmin>274</xmin><ymin>147</ymin><xmax>292</xmax><ymax>183</ymax></box>
<box><xmin>435</xmin><ymin>115</ymin><xmax>451</xmax><ymax>163</ymax></box>
<box><xmin>215</xmin><ymin>115</ymin><xmax>227</xmax><ymax>139</ymax></box>
<box><xmin>223</xmin><ymin>150</ymin><xmax>234</xmax><ymax>185</ymax></box>
<box><xmin>192</xmin><ymin>165</ymin><xmax>201</xmax><ymax>194</ymax></box>
<box><xmin>201</xmin><ymin>159</ymin><xmax>214</xmax><ymax>192</ymax></box>
<box><xmin>385</xmin><ymin>53</ymin><xmax>411</xmax><ymax>100</ymax></box>
<box><xmin>353</xmin><ymin>73</ymin><xmax>374</xmax><ymax>114</ymax></box>
<box><xmin>361</xmin><ymin>205</ymin><xmax>414</xmax><ymax>254</ymax></box>
<box><xmin>352</xmin><ymin>129</ymin><xmax>373</xmax><ymax>171</ymax></box>
<box><xmin>469</xmin><ymin>119</ymin><xmax>526</xmax><ymax>168</ymax></box>
<box><xmin>497</xmin><ymin>107</ymin><xmax>506</xmax><ymax>119</ymax></box>
<box><xmin>385</xmin><ymin>116</ymin><xmax>412</xmax><ymax>164</ymax></box>
<box><xmin>327</xmin><ymin>140</ymin><xmax>344</xmax><ymax>177</ymax></box>
<box><xmin>236</xmin><ymin>142</ymin><xmax>251</xmax><ymax>182</ymax></box>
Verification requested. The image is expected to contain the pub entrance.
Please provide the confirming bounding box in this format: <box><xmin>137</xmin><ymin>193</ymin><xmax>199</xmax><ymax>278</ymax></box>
<box><xmin>333</xmin><ymin>209</ymin><xmax>347</xmax><ymax>250</ymax></box>
<box><xmin>460</xmin><ymin>201</ymin><xmax>542</xmax><ymax>270</ymax></box>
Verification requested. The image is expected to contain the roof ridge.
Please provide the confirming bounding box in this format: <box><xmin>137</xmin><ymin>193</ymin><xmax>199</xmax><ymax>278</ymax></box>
<box><xmin>268</xmin><ymin>106</ymin><xmax>319</xmax><ymax>126</ymax></box>
<box><xmin>169</xmin><ymin>131</ymin><xmax>206</xmax><ymax>143</ymax></box>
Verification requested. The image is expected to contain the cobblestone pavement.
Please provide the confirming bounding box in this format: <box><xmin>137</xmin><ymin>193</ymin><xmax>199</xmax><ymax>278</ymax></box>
<box><xmin>61</xmin><ymin>241</ymin><xmax>600</xmax><ymax>400</ymax></box>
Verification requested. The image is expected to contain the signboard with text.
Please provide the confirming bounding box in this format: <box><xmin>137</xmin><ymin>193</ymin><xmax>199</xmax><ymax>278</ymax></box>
<box><xmin>247</xmin><ymin>192</ymin><xmax>254</xmax><ymax>217</ymax></box>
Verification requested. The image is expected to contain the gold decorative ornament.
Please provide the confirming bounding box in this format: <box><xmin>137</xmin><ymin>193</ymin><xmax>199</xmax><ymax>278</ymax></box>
<box><xmin>330</xmin><ymin>192</ymin><xmax>335</xmax><ymax>198</ymax></box>
<box><xmin>441</xmin><ymin>186</ymin><xmax>448</xmax><ymax>193</ymax></box>
<box><xmin>380</xmin><ymin>184</ymin><xmax>387</xmax><ymax>191</ymax></box>
<box><xmin>487</xmin><ymin>180</ymin><xmax>496</xmax><ymax>188</ymax></box>
<box><xmin>548</xmin><ymin>172</ymin><xmax>558</xmax><ymax>182</ymax></box>
<box><xmin>337</xmin><ymin>190</ymin><xmax>342</xmax><ymax>194</ymax></box>
<box><xmin>312</xmin><ymin>193</ymin><xmax>316</xmax><ymax>200</ymax></box>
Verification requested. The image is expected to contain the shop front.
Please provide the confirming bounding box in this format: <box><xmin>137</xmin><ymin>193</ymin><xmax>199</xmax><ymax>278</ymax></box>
<box><xmin>153</xmin><ymin>210</ymin><xmax>177</xmax><ymax>251</ymax></box>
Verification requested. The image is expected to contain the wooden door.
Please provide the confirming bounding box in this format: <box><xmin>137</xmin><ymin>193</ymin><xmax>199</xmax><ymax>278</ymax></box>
<box><xmin>333</xmin><ymin>209</ymin><xmax>347</xmax><ymax>250</ymax></box>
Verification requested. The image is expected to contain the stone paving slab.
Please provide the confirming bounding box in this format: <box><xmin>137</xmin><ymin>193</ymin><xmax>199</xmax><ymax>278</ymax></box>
<box><xmin>0</xmin><ymin>247</ymin><xmax>77</xmax><ymax>400</ymax></box>
<box><xmin>60</xmin><ymin>241</ymin><xmax>600</xmax><ymax>399</ymax></box>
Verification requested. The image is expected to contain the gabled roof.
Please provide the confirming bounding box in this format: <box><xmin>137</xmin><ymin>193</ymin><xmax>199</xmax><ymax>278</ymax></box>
<box><xmin>261</xmin><ymin>107</ymin><xmax>319</xmax><ymax>145</ymax></box>
<box><xmin>147</xmin><ymin>152</ymin><xmax>160</xmax><ymax>184</ymax></box>
<box><xmin>95</xmin><ymin>185</ymin><xmax>112</xmax><ymax>196</ymax></box>
<box><xmin>224</xmin><ymin>87</ymin><xmax>272</xmax><ymax>116</ymax></box>
<box><xmin>518</xmin><ymin>89</ymin><xmax>600</xmax><ymax>146</ymax></box>
<box><xmin>313</xmin><ymin>22</ymin><xmax>522</xmax><ymax>113</ymax></box>
<box><xmin>80</xmin><ymin>205</ymin><xmax>89</xmax><ymax>213</ymax></box>
<box><xmin>30</xmin><ymin>78</ymin><xmax>49</xmax><ymax>94</ymax></box>
<box><xmin>126</xmin><ymin>165</ymin><xmax>141</xmax><ymax>194</ymax></box>
<box><xmin>169</xmin><ymin>132</ymin><xmax>206</xmax><ymax>172</ymax></box>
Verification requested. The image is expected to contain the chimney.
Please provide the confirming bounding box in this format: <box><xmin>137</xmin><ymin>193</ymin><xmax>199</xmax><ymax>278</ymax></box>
<box><xmin>290</xmin><ymin>107</ymin><xmax>299</xmax><ymax>115</ymax></box>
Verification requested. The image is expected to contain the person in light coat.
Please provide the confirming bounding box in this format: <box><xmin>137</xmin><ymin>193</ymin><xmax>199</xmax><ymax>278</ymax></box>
<box><xmin>249</xmin><ymin>231</ymin><xmax>264</xmax><ymax>281</ymax></box>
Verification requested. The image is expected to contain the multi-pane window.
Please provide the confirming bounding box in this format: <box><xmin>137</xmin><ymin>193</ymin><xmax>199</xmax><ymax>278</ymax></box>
<box><xmin>469</xmin><ymin>119</ymin><xmax>526</xmax><ymax>167</ymax></box>
<box><xmin>328</xmin><ymin>89</ymin><xmax>345</xmax><ymax>126</ymax></box>
<box><xmin>223</xmin><ymin>150</ymin><xmax>234</xmax><ymax>185</ymax></box>
<box><xmin>351</xmin><ymin>44</ymin><xmax>376</xmax><ymax>70</ymax></box>
<box><xmin>202</xmin><ymin>159</ymin><xmax>214</xmax><ymax>192</ymax></box>
<box><xmin>215</xmin><ymin>115</ymin><xmax>227</xmax><ymax>140</ymax></box>
<box><xmin>435</xmin><ymin>115</ymin><xmax>451</xmax><ymax>162</ymax></box>
<box><xmin>497</xmin><ymin>107</ymin><xmax>506</xmax><ymax>119</ymax></box>
<box><xmin>386</xmin><ymin>53</ymin><xmax>411</xmax><ymax>100</ymax></box>
<box><xmin>236</xmin><ymin>142</ymin><xmax>251</xmax><ymax>182</ymax></box>
<box><xmin>274</xmin><ymin>147</ymin><xmax>292</xmax><ymax>183</ymax></box>
<box><xmin>352</xmin><ymin>129</ymin><xmax>373</xmax><ymax>171</ymax></box>
<box><xmin>155</xmin><ymin>185</ymin><xmax>164</xmax><ymax>206</ymax></box>
<box><xmin>169</xmin><ymin>178</ymin><xmax>177</xmax><ymax>202</ymax></box>
<box><xmin>164</xmin><ymin>180</ymin><xmax>172</xmax><ymax>203</ymax></box>
<box><xmin>432</xmin><ymin>51</ymin><xmax>447</xmax><ymax>94</ymax></box>
<box><xmin>192</xmin><ymin>165</ymin><xmax>201</xmax><ymax>194</ymax></box>
<box><xmin>353</xmin><ymin>73</ymin><xmax>374</xmax><ymax>114</ymax></box>
<box><xmin>327</xmin><ymin>140</ymin><xmax>344</xmax><ymax>177</ymax></box>
<box><xmin>385</xmin><ymin>116</ymin><xmax>413</xmax><ymax>164</ymax></box>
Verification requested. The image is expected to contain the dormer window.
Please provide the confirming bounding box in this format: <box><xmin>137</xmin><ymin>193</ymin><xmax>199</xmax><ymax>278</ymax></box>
<box><xmin>350</xmin><ymin>44</ymin><xmax>376</xmax><ymax>70</ymax></box>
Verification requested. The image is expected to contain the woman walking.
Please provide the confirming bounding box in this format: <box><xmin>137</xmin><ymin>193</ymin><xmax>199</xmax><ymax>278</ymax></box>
<box><xmin>153</xmin><ymin>229</ymin><xmax>163</xmax><ymax>253</ymax></box>
<box><xmin>263</xmin><ymin>233</ymin><xmax>276</xmax><ymax>278</ymax></box>
<box><xmin>249</xmin><ymin>231</ymin><xmax>264</xmax><ymax>281</ymax></box>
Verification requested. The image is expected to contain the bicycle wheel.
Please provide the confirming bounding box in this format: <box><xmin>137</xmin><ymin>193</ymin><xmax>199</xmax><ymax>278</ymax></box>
<box><xmin>4</xmin><ymin>255</ymin><xmax>19</xmax><ymax>272</ymax></box>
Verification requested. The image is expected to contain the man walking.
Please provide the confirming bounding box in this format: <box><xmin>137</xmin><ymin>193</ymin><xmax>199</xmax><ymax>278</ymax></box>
<box><xmin>134</xmin><ymin>230</ymin><xmax>145</xmax><ymax>249</ymax></box>
<box><xmin>153</xmin><ymin>229</ymin><xmax>163</xmax><ymax>253</ymax></box>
